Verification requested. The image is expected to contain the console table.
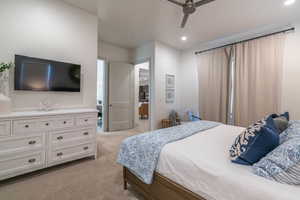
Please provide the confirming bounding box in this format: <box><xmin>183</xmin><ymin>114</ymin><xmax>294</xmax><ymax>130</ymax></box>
<box><xmin>0</xmin><ymin>108</ymin><xmax>98</xmax><ymax>181</ymax></box>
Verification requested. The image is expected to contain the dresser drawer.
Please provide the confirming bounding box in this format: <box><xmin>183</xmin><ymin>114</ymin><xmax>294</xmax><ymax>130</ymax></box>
<box><xmin>0</xmin><ymin>135</ymin><xmax>45</xmax><ymax>155</ymax></box>
<box><xmin>76</xmin><ymin>114</ymin><xmax>97</xmax><ymax>127</ymax></box>
<box><xmin>0</xmin><ymin>151</ymin><xmax>45</xmax><ymax>178</ymax></box>
<box><xmin>37</xmin><ymin>119</ymin><xmax>56</xmax><ymax>131</ymax></box>
<box><xmin>0</xmin><ymin>121</ymin><xmax>11</xmax><ymax>137</ymax></box>
<box><xmin>55</xmin><ymin>117</ymin><xmax>75</xmax><ymax>129</ymax></box>
<box><xmin>49</xmin><ymin>143</ymin><xmax>94</xmax><ymax>164</ymax></box>
<box><xmin>51</xmin><ymin>128</ymin><xmax>94</xmax><ymax>146</ymax></box>
<box><xmin>13</xmin><ymin>119</ymin><xmax>38</xmax><ymax>135</ymax></box>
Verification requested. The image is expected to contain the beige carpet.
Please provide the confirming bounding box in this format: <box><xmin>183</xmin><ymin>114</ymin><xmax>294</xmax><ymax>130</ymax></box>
<box><xmin>0</xmin><ymin>130</ymin><xmax>144</xmax><ymax>200</ymax></box>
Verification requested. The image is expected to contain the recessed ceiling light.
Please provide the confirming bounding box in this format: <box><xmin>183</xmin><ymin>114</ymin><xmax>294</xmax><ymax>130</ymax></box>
<box><xmin>284</xmin><ymin>0</ymin><xmax>295</xmax><ymax>6</ymax></box>
<box><xmin>181</xmin><ymin>36</ymin><xmax>187</xmax><ymax>41</ymax></box>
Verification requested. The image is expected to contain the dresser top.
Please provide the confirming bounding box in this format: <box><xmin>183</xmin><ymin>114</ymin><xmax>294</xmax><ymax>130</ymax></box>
<box><xmin>0</xmin><ymin>108</ymin><xmax>98</xmax><ymax>119</ymax></box>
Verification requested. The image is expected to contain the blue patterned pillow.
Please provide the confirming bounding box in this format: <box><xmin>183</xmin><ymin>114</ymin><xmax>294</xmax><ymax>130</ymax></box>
<box><xmin>280</xmin><ymin>120</ymin><xmax>300</xmax><ymax>144</ymax></box>
<box><xmin>252</xmin><ymin>137</ymin><xmax>300</xmax><ymax>185</ymax></box>
<box><xmin>229</xmin><ymin>115</ymin><xmax>280</xmax><ymax>165</ymax></box>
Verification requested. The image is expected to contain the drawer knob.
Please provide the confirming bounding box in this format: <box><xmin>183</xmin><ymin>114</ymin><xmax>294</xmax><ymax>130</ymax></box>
<box><xmin>28</xmin><ymin>158</ymin><xmax>36</xmax><ymax>163</ymax></box>
<box><xmin>83</xmin><ymin>132</ymin><xmax>89</xmax><ymax>136</ymax></box>
<box><xmin>57</xmin><ymin>152</ymin><xmax>63</xmax><ymax>156</ymax></box>
<box><xmin>28</xmin><ymin>141</ymin><xmax>36</xmax><ymax>145</ymax></box>
<box><xmin>85</xmin><ymin>119</ymin><xmax>88</xmax><ymax>122</ymax></box>
<box><xmin>57</xmin><ymin>136</ymin><xmax>64</xmax><ymax>140</ymax></box>
<box><xmin>83</xmin><ymin>146</ymin><xmax>89</xmax><ymax>150</ymax></box>
<box><xmin>63</xmin><ymin>121</ymin><xmax>67</xmax><ymax>124</ymax></box>
<box><xmin>25</xmin><ymin>125</ymin><xmax>29</xmax><ymax>128</ymax></box>
<box><xmin>45</xmin><ymin>123</ymin><xmax>49</xmax><ymax>126</ymax></box>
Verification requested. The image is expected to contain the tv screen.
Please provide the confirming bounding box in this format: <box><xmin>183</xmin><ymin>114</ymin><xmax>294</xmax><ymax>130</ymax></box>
<box><xmin>15</xmin><ymin>55</ymin><xmax>81</xmax><ymax>92</ymax></box>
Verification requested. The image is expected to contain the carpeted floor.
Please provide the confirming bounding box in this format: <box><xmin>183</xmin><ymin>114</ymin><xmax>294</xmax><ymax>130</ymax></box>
<box><xmin>0</xmin><ymin>130</ymin><xmax>144</xmax><ymax>200</ymax></box>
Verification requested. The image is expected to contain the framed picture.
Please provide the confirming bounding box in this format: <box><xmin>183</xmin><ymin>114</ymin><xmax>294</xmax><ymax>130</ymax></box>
<box><xmin>166</xmin><ymin>74</ymin><xmax>175</xmax><ymax>103</ymax></box>
<box><xmin>166</xmin><ymin>89</ymin><xmax>175</xmax><ymax>103</ymax></box>
<box><xmin>166</xmin><ymin>74</ymin><xmax>175</xmax><ymax>89</ymax></box>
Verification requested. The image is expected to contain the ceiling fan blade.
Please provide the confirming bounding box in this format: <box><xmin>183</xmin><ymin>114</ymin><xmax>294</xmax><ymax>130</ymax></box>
<box><xmin>194</xmin><ymin>0</ymin><xmax>215</xmax><ymax>7</ymax></box>
<box><xmin>181</xmin><ymin>14</ymin><xmax>189</xmax><ymax>28</ymax></box>
<box><xmin>167</xmin><ymin>0</ymin><xmax>184</xmax><ymax>7</ymax></box>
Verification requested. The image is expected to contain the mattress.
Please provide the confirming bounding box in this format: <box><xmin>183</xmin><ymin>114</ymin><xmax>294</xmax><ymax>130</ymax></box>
<box><xmin>156</xmin><ymin>124</ymin><xmax>300</xmax><ymax>200</ymax></box>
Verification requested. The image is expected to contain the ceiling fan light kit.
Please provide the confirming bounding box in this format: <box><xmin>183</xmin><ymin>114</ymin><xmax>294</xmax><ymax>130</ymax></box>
<box><xmin>167</xmin><ymin>0</ymin><xmax>215</xmax><ymax>28</ymax></box>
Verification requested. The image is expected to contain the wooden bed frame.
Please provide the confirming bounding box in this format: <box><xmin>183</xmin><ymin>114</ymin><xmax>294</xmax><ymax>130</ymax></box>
<box><xmin>123</xmin><ymin>167</ymin><xmax>207</xmax><ymax>200</ymax></box>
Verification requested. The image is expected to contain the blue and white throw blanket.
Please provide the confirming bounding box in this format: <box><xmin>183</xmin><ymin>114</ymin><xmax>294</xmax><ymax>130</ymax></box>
<box><xmin>117</xmin><ymin>120</ymin><xmax>221</xmax><ymax>184</ymax></box>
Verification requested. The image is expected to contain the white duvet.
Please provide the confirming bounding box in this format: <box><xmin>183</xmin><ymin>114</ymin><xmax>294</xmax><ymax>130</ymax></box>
<box><xmin>156</xmin><ymin>124</ymin><xmax>300</xmax><ymax>200</ymax></box>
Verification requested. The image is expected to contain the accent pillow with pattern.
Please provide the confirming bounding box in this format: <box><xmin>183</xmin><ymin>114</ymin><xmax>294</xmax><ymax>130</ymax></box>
<box><xmin>252</xmin><ymin>136</ymin><xmax>300</xmax><ymax>185</ymax></box>
<box><xmin>280</xmin><ymin>120</ymin><xmax>300</xmax><ymax>144</ymax></box>
<box><xmin>229</xmin><ymin>115</ymin><xmax>280</xmax><ymax>165</ymax></box>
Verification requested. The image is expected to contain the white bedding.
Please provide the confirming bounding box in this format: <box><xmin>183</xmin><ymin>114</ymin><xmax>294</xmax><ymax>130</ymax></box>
<box><xmin>156</xmin><ymin>124</ymin><xmax>300</xmax><ymax>200</ymax></box>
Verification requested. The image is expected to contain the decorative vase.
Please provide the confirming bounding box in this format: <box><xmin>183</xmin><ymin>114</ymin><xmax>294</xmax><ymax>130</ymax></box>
<box><xmin>0</xmin><ymin>70</ymin><xmax>11</xmax><ymax>114</ymax></box>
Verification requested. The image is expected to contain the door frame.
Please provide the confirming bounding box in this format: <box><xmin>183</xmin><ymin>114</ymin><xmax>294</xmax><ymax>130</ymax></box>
<box><xmin>108</xmin><ymin>62</ymin><xmax>135</xmax><ymax>131</ymax></box>
<box><xmin>97</xmin><ymin>58</ymin><xmax>109</xmax><ymax>132</ymax></box>
<box><xmin>134</xmin><ymin>57</ymin><xmax>154</xmax><ymax>131</ymax></box>
<box><xmin>98</xmin><ymin>57</ymin><xmax>154</xmax><ymax>132</ymax></box>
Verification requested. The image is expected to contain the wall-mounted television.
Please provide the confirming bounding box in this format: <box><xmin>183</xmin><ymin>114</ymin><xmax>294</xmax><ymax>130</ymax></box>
<box><xmin>15</xmin><ymin>55</ymin><xmax>81</xmax><ymax>92</ymax></box>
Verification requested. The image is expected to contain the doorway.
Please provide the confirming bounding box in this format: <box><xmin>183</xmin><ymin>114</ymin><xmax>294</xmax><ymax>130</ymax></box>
<box><xmin>97</xmin><ymin>59</ymin><xmax>106</xmax><ymax>132</ymax></box>
<box><xmin>107</xmin><ymin>62</ymin><xmax>134</xmax><ymax>131</ymax></box>
<box><xmin>134</xmin><ymin>61</ymin><xmax>150</xmax><ymax>132</ymax></box>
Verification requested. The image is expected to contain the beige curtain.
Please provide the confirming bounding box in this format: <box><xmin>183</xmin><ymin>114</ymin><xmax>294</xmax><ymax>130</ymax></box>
<box><xmin>234</xmin><ymin>33</ymin><xmax>286</xmax><ymax>127</ymax></box>
<box><xmin>197</xmin><ymin>48</ymin><xmax>230</xmax><ymax>123</ymax></box>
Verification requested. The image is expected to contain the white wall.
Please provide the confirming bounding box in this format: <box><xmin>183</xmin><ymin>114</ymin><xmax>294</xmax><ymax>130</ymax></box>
<box><xmin>154</xmin><ymin>42</ymin><xmax>180</xmax><ymax>129</ymax></box>
<box><xmin>282</xmin><ymin>23</ymin><xmax>300</xmax><ymax>119</ymax></box>
<box><xmin>178</xmin><ymin>51</ymin><xmax>199</xmax><ymax>120</ymax></box>
<box><xmin>134</xmin><ymin>42</ymin><xmax>155</xmax><ymax>64</ymax></box>
<box><xmin>98</xmin><ymin>41</ymin><xmax>133</xmax><ymax>63</ymax></box>
<box><xmin>0</xmin><ymin>0</ymin><xmax>98</xmax><ymax>111</ymax></box>
<box><xmin>134</xmin><ymin>41</ymin><xmax>181</xmax><ymax>129</ymax></box>
<box><xmin>179</xmin><ymin>23</ymin><xmax>300</xmax><ymax>120</ymax></box>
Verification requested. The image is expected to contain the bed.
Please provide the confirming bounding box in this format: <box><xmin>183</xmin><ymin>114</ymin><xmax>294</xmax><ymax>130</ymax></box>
<box><xmin>122</xmin><ymin>124</ymin><xmax>300</xmax><ymax>200</ymax></box>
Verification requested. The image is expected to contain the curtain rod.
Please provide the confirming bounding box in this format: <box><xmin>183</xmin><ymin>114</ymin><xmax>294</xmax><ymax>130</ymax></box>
<box><xmin>195</xmin><ymin>27</ymin><xmax>295</xmax><ymax>55</ymax></box>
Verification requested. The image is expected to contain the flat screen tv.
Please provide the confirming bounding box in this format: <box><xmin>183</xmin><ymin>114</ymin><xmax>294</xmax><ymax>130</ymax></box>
<box><xmin>15</xmin><ymin>55</ymin><xmax>81</xmax><ymax>92</ymax></box>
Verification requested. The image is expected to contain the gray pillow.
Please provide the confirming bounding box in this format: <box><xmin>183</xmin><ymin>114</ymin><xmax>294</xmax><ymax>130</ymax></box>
<box><xmin>252</xmin><ymin>136</ymin><xmax>300</xmax><ymax>185</ymax></box>
<box><xmin>273</xmin><ymin>116</ymin><xmax>289</xmax><ymax>133</ymax></box>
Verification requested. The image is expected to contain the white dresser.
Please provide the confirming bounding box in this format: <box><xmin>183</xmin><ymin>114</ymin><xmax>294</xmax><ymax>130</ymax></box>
<box><xmin>0</xmin><ymin>108</ymin><xmax>98</xmax><ymax>181</ymax></box>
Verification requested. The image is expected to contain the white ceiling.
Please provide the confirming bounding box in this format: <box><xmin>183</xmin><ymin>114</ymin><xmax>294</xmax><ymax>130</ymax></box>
<box><xmin>65</xmin><ymin>0</ymin><xmax>300</xmax><ymax>50</ymax></box>
<box><xmin>62</xmin><ymin>0</ymin><xmax>97</xmax><ymax>14</ymax></box>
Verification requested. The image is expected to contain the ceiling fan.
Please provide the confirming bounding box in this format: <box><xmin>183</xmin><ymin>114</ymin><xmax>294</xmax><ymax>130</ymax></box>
<box><xmin>167</xmin><ymin>0</ymin><xmax>215</xmax><ymax>28</ymax></box>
